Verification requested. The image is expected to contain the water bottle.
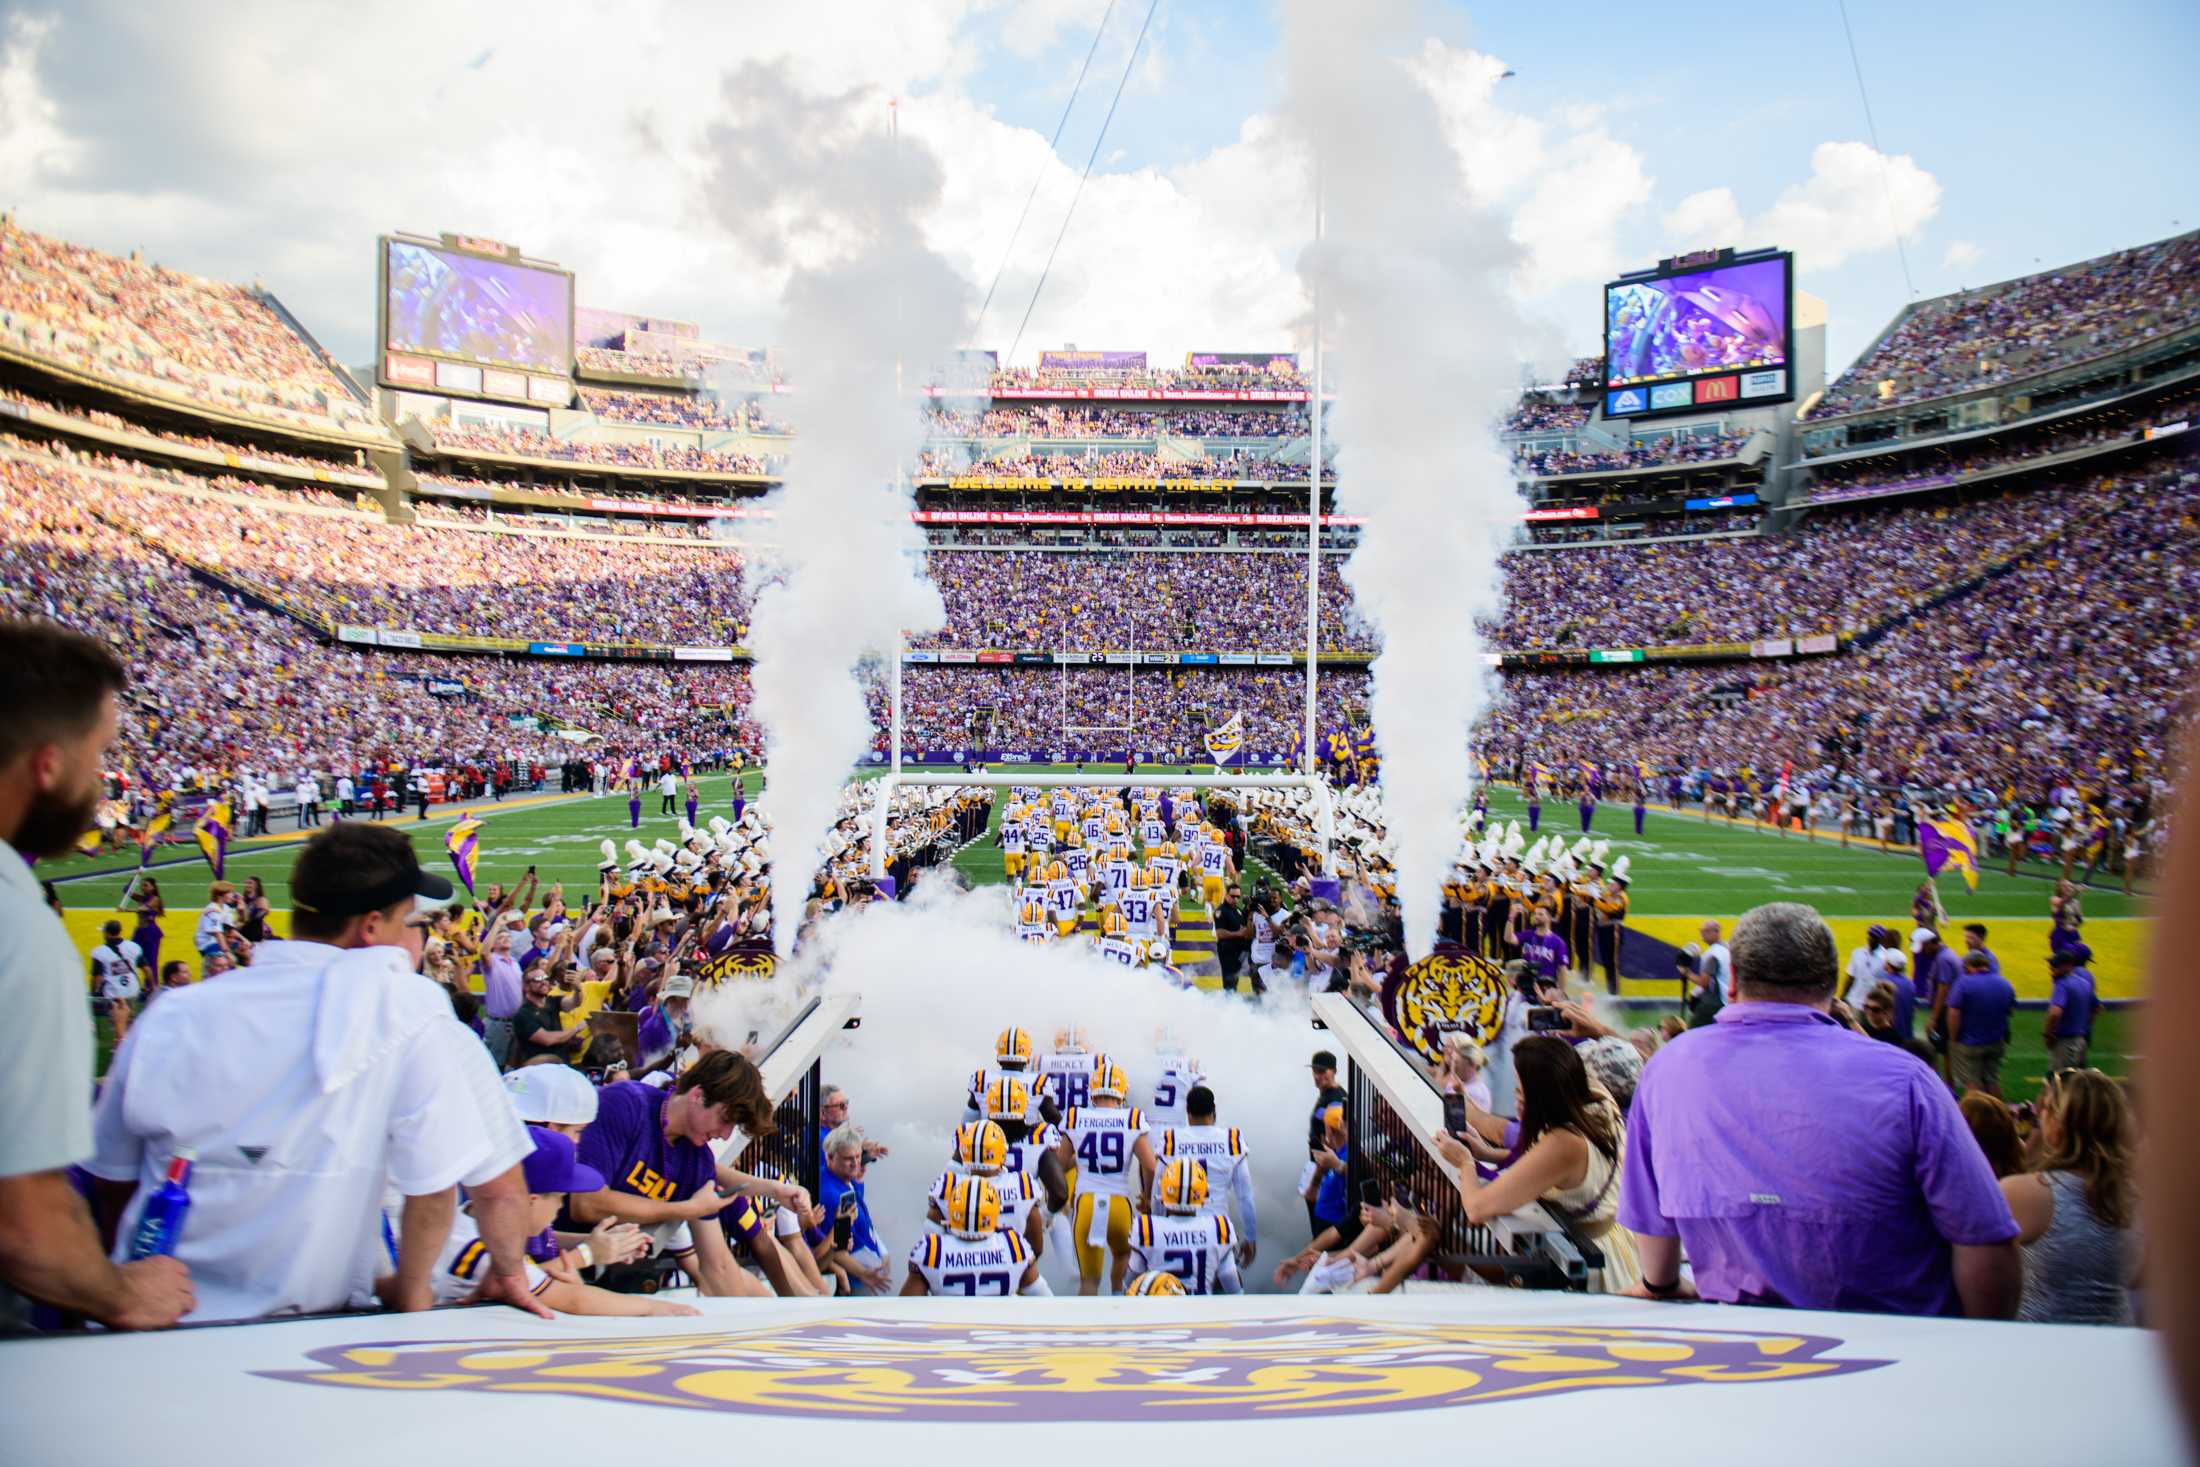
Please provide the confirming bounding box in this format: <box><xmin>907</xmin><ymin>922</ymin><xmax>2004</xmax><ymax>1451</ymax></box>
<box><xmin>127</xmin><ymin>1150</ymin><xmax>195</xmax><ymax>1260</ymax></box>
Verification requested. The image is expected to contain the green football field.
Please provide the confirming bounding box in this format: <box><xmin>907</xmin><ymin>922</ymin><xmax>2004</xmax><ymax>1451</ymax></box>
<box><xmin>51</xmin><ymin>766</ymin><xmax>2146</xmax><ymax>1098</ymax></box>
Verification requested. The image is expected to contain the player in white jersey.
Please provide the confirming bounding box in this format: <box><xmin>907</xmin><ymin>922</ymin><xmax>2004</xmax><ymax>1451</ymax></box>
<box><xmin>963</xmin><ymin>1027</ymin><xmax>1044</xmax><ymax>1124</ymax></box>
<box><xmin>1000</xmin><ymin>816</ymin><xmax>1029</xmax><ymax>882</ymax></box>
<box><xmin>927</xmin><ymin>1121</ymin><xmax>1048</xmax><ymax>1268</ymax></box>
<box><xmin>1146</xmin><ymin>1048</ymin><xmax>1207</xmax><ymax>1130</ymax></box>
<box><xmin>1015</xmin><ymin>888</ymin><xmax>1051</xmax><ymax>944</ymax></box>
<box><xmin>1128</xmin><ymin>1159</ymin><xmax>1243</xmax><ymax>1295</ymax></box>
<box><xmin>903</xmin><ymin>1177</ymin><xmax>1038</xmax><ymax>1297</ymax></box>
<box><xmin>1151</xmin><ymin>1085</ymin><xmax>1258</xmax><ymax>1265</ymax></box>
<box><xmin>1035</xmin><ymin>1028</ymin><xmax>1104</xmax><ymax>1113</ymax></box>
<box><xmin>1195</xmin><ymin>831</ymin><xmax>1235</xmax><ymax>908</ymax></box>
<box><xmin>1115</xmin><ymin>879</ymin><xmax>1163</xmax><ymax>960</ymax></box>
<box><xmin>1055</xmin><ymin>1062</ymin><xmax>1157</xmax><ymax>1295</ymax></box>
<box><xmin>980</xmin><ymin>1077</ymin><xmax>1068</xmax><ymax>1206</ymax></box>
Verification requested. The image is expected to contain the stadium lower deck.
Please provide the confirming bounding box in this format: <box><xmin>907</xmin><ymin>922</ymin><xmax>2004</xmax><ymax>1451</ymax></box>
<box><xmin>45</xmin><ymin>764</ymin><xmax>2147</xmax><ymax>1095</ymax></box>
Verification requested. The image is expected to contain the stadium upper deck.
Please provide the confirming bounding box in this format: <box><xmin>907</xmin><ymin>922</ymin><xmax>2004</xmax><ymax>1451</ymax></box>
<box><xmin>1802</xmin><ymin>230</ymin><xmax>2200</xmax><ymax>431</ymax></box>
<box><xmin>0</xmin><ymin>218</ymin><xmax>388</xmax><ymax>445</ymax></box>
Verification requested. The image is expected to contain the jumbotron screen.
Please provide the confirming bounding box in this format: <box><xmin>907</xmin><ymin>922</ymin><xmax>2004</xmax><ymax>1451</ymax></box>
<box><xmin>1601</xmin><ymin>251</ymin><xmax>1792</xmax><ymax>420</ymax></box>
<box><xmin>381</xmin><ymin>238</ymin><xmax>572</xmax><ymax>376</ymax></box>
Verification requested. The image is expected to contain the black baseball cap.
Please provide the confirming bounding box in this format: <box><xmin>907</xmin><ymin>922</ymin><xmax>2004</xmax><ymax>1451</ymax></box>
<box><xmin>1310</xmin><ymin>1050</ymin><xmax>1338</xmax><ymax>1070</ymax></box>
<box><xmin>290</xmin><ymin>822</ymin><xmax>455</xmax><ymax>920</ymax></box>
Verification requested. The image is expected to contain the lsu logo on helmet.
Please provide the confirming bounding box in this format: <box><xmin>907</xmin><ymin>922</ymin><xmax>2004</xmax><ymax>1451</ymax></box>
<box><xmin>946</xmin><ymin>1175</ymin><xmax>1002</xmax><ymax>1238</ymax></box>
<box><xmin>954</xmin><ymin>1120</ymin><xmax>1009</xmax><ymax>1173</ymax></box>
<box><xmin>1158</xmin><ymin>1158</ymin><xmax>1209</xmax><ymax>1212</ymax></box>
<box><xmin>1125</xmin><ymin>1270</ymin><xmax>1185</xmax><ymax>1296</ymax></box>
<box><xmin>1093</xmin><ymin>1061</ymin><xmax>1127</xmax><ymax>1099</ymax></box>
<box><xmin>995</xmin><ymin>1026</ymin><xmax>1034</xmax><ymax>1068</ymax></box>
<box><xmin>984</xmin><ymin>1076</ymin><xmax>1032</xmax><ymax>1124</ymax></box>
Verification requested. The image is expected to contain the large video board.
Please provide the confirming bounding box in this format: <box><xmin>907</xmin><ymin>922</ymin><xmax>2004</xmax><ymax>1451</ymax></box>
<box><xmin>1602</xmin><ymin>250</ymin><xmax>1792</xmax><ymax>421</ymax></box>
<box><xmin>379</xmin><ymin>236</ymin><xmax>573</xmax><ymax>401</ymax></box>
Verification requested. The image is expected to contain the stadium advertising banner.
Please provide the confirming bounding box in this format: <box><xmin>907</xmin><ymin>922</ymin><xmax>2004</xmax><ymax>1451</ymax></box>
<box><xmin>1603</xmin><ymin>249</ymin><xmax>1794</xmax><ymax>421</ymax></box>
<box><xmin>912</xmin><ymin>510</ymin><xmax>1368</xmax><ymax>527</ymax></box>
<box><xmin>1037</xmin><ymin>349</ymin><xmax>1147</xmax><ymax>373</ymax></box>
<box><xmin>379</xmin><ymin>233</ymin><xmax>575</xmax><ymax>401</ymax></box>
<box><xmin>950</xmin><ymin>385</ymin><xmax>1312</xmax><ymax>402</ymax></box>
<box><xmin>1186</xmin><ymin>351</ymin><xmax>1300</xmax><ymax>372</ymax></box>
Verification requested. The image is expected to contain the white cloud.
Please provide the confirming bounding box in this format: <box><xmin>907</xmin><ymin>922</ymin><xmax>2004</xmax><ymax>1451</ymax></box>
<box><xmin>1943</xmin><ymin>238</ymin><xmax>1983</xmax><ymax>271</ymax></box>
<box><xmin>0</xmin><ymin>7</ymin><xmax>1923</xmax><ymax>373</ymax></box>
<box><xmin>1662</xmin><ymin>140</ymin><xmax>1941</xmax><ymax>275</ymax></box>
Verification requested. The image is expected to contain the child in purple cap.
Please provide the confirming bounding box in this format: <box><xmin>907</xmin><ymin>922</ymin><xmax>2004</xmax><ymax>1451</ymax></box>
<box><xmin>384</xmin><ymin>1127</ymin><xmax>697</xmax><ymax>1317</ymax></box>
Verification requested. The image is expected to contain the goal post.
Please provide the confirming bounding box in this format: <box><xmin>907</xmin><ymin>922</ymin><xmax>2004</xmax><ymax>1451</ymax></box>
<box><xmin>865</xmin><ymin>770</ymin><xmax>1336</xmax><ymax>880</ymax></box>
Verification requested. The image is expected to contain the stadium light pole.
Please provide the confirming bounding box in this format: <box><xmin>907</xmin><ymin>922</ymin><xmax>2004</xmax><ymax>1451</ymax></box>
<box><xmin>1302</xmin><ymin>165</ymin><xmax>1323</xmax><ymax>825</ymax></box>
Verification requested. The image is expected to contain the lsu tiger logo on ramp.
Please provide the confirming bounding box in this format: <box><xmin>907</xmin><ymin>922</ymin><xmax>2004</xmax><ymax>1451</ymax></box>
<box><xmin>262</xmin><ymin>1315</ymin><xmax>1888</xmax><ymax>1421</ymax></box>
<box><xmin>1382</xmin><ymin>944</ymin><xmax>1507</xmax><ymax>1060</ymax></box>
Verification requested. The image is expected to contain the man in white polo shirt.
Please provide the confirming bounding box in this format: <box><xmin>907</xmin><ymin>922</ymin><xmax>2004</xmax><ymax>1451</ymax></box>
<box><xmin>0</xmin><ymin>620</ymin><xmax>194</xmax><ymax>1332</ymax></box>
<box><xmin>87</xmin><ymin>821</ymin><xmax>550</xmax><ymax>1323</ymax></box>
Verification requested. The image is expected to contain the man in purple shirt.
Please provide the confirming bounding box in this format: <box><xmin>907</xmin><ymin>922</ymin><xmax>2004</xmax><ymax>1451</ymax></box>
<box><xmin>1959</xmin><ymin>922</ymin><xmax>2001</xmax><ymax>978</ymax></box>
<box><xmin>1620</xmin><ymin>901</ymin><xmax>2020</xmax><ymax>1317</ymax></box>
<box><xmin>1945</xmin><ymin>951</ymin><xmax>2018</xmax><ymax>1096</ymax></box>
<box><xmin>479</xmin><ymin>928</ymin><xmax>523</xmax><ymax>1066</ymax></box>
<box><xmin>1521</xmin><ymin>906</ymin><xmax>1569</xmax><ymax>987</ymax></box>
<box><xmin>1914</xmin><ymin>927</ymin><xmax>1963</xmax><ymax>1044</ymax></box>
<box><xmin>2043</xmin><ymin>945</ymin><xmax>2098</xmax><ymax>1069</ymax></box>
<box><xmin>565</xmin><ymin>1053</ymin><xmax>787</xmax><ymax>1297</ymax></box>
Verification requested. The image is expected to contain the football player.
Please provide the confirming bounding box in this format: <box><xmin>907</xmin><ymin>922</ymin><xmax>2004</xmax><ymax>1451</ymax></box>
<box><xmin>1151</xmin><ymin>1085</ymin><xmax>1257</xmax><ymax>1268</ymax></box>
<box><xmin>1128</xmin><ymin>1159</ymin><xmax>1242</xmax><ymax>1295</ymax></box>
<box><xmin>902</xmin><ymin>1178</ymin><xmax>1038</xmax><ymax>1297</ymax></box>
<box><xmin>1055</xmin><ymin>1061</ymin><xmax>1157</xmax><ymax>1295</ymax></box>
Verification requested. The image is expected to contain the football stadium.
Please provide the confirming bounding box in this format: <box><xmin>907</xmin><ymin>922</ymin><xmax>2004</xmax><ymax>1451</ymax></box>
<box><xmin>4</xmin><ymin>3</ymin><xmax>2198</xmax><ymax>1461</ymax></box>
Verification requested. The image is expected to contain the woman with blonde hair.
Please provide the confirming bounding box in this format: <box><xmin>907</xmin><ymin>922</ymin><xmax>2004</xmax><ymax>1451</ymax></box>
<box><xmin>2001</xmin><ymin>1068</ymin><xmax>2140</xmax><ymax>1323</ymax></box>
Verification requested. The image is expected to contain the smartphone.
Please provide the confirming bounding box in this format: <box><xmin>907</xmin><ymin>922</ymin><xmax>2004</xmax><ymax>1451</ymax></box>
<box><xmin>1527</xmin><ymin>1006</ymin><xmax>1569</xmax><ymax>1032</ymax></box>
<box><xmin>1357</xmin><ymin>1178</ymin><xmax>1384</xmax><ymax>1209</ymax></box>
<box><xmin>1442</xmin><ymin>1093</ymin><xmax>1468</xmax><ymax>1136</ymax></box>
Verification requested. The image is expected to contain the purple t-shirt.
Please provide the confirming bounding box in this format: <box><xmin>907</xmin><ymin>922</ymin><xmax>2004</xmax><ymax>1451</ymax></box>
<box><xmin>1920</xmin><ymin>946</ymin><xmax>1963</xmax><ymax>1011</ymax></box>
<box><xmin>480</xmin><ymin>952</ymin><xmax>523</xmax><ymax>1020</ymax></box>
<box><xmin>576</xmin><ymin>1080</ymin><xmax>716</xmax><ymax>1207</ymax></box>
<box><xmin>2049</xmin><ymin>968</ymin><xmax>2097</xmax><ymax>1037</ymax></box>
<box><xmin>1619</xmin><ymin>1002</ymin><xmax>2017</xmax><ymax>1315</ymax></box>
<box><xmin>1522</xmin><ymin>931</ymin><xmax>1570</xmax><ymax>985</ymax></box>
<box><xmin>1947</xmin><ymin>971</ymin><xmax>2017</xmax><ymax>1046</ymax></box>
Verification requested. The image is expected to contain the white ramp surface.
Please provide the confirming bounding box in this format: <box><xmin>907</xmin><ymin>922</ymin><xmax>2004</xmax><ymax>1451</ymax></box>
<box><xmin>4</xmin><ymin>1293</ymin><xmax>2183</xmax><ymax>1463</ymax></box>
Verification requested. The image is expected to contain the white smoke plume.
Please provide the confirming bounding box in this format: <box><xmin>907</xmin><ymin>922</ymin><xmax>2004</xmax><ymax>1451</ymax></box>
<box><xmin>700</xmin><ymin>67</ymin><xmax>972</xmax><ymax>953</ymax></box>
<box><xmin>693</xmin><ymin>882</ymin><xmax>1329</xmax><ymax>1294</ymax></box>
<box><xmin>1279</xmin><ymin>1</ymin><xmax>1530</xmax><ymax>960</ymax></box>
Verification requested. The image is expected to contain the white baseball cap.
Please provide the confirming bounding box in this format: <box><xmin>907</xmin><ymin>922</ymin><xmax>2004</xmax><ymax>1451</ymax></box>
<box><xmin>502</xmin><ymin>1064</ymin><xmax>600</xmax><ymax>1125</ymax></box>
<box><xmin>1909</xmin><ymin>926</ymin><xmax>1937</xmax><ymax>954</ymax></box>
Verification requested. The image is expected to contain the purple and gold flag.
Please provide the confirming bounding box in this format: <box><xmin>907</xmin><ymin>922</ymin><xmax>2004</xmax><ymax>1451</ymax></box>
<box><xmin>193</xmin><ymin>800</ymin><xmax>232</xmax><ymax>879</ymax></box>
<box><xmin>445</xmin><ymin>813</ymin><xmax>484</xmax><ymax>895</ymax></box>
<box><xmin>1918</xmin><ymin>817</ymin><xmax>1980</xmax><ymax>892</ymax></box>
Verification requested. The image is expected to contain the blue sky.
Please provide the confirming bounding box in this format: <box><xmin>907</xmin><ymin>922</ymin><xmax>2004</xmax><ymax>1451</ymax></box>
<box><xmin>3</xmin><ymin>1</ymin><xmax>2193</xmax><ymax>376</ymax></box>
<box><xmin>963</xmin><ymin>0</ymin><xmax>2200</xmax><ymax>368</ymax></box>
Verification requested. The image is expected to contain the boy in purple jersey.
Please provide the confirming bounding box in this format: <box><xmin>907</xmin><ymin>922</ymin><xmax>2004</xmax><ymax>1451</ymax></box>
<box><xmin>566</xmin><ymin>1053</ymin><xmax>806</xmax><ymax>1296</ymax></box>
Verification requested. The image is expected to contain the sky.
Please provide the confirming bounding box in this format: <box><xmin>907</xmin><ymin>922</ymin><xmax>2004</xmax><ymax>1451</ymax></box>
<box><xmin>1</xmin><ymin>0</ymin><xmax>2194</xmax><ymax>380</ymax></box>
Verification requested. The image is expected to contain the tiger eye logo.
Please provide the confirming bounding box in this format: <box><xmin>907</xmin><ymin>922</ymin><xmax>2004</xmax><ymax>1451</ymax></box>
<box><xmin>1382</xmin><ymin>945</ymin><xmax>1506</xmax><ymax>1060</ymax></box>
<box><xmin>260</xmin><ymin>1317</ymin><xmax>1888</xmax><ymax>1421</ymax></box>
<box><xmin>696</xmin><ymin>944</ymin><xmax>776</xmax><ymax>989</ymax></box>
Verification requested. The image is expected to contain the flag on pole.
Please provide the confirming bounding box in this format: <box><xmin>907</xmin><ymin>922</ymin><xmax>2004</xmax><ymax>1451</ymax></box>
<box><xmin>1203</xmin><ymin>712</ymin><xmax>1245</xmax><ymax>765</ymax></box>
<box><xmin>139</xmin><ymin>807</ymin><xmax>174</xmax><ymax>865</ymax></box>
<box><xmin>193</xmin><ymin>800</ymin><xmax>232</xmax><ymax>879</ymax></box>
<box><xmin>1918</xmin><ymin>816</ymin><xmax>1981</xmax><ymax>891</ymax></box>
<box><xmin>446</xmin><ymin>813</ymin><xmax>484</xmax><ymax>895</ymax></box>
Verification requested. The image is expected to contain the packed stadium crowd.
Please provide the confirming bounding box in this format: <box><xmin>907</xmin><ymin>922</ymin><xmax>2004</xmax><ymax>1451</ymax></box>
<box><xmin>1808</xmin><ymin>230</ymin><xmax>2200</xmax><ymax>420</ymax></box>
<box><xmin>576</xmin><ymin>344</ymin><xmax>782</xmax><ymax>388</ymax></box>
<box><xmin>425</xmin><ymin>422</ymin><xmax>778</xmax><ymax>477</ymax></box>
<box><xmin>1502</xmin><ymin>398</ymin><xmax>1593</xmax><ymax>434</ymax></box>
<box><xmin>986</xmin><ymin>362</ymin><xmax>1309</xmax><ymax>394</ymax></box>
<box><xmin>1516</xmin><ymin>428</ymin><xmax>1752</xmax><ymax>478</ymax></box>
<box><xmin>575</xmin><ymin>388</ymin><xmax>787</xmax><ymax>433</ymax></box>
<box><xmin>0</xmin><ymin>386</ymin><xmax>378</xmax><ymax>478</ymax></box>
<box><xmin>1805</xmin><ymin>383</ymin><xmax>2200</xmax><ymax>503</ymax></box>
<box><xmin>925</xmin><ymin>405</ymin><xmax>1305</xmax><ymax>439</ymax></box>
<box><xmin>915</xmin><ymin>448</ymin><xmax>1318</xmax><ymax>483</ymax></box>
<box><xmin>0</xmin><ymin>218</ymin><xmax>382</xmax><ymax>438</ymax></box>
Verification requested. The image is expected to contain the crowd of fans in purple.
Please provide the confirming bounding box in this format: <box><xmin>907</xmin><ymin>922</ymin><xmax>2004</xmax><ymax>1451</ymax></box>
<box><xmin>0</xmin><ymin>215</ymin><xmax>2182</xmax><ymax>1343</ymax></box>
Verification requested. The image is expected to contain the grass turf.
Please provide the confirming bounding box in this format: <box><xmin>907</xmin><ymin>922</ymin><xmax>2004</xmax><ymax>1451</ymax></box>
<box><xmin>56</xmin><ymin>765</ymin><xmax>2145</xmax><ymax>1091</ymax></box>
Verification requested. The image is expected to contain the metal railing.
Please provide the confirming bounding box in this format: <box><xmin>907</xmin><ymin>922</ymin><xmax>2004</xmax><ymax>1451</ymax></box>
<box><xmin>1312</xmin><ymin>992</ymin><xmax>1601</xmax><ymax>1290</ymax></box>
